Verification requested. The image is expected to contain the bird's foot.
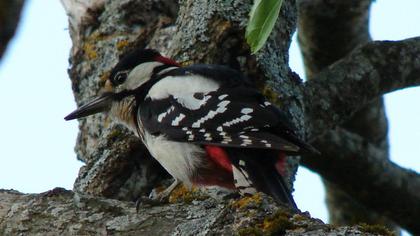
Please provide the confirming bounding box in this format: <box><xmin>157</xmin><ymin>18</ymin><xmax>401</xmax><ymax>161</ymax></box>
<box><xmin>135</xmin><ymin>179</ymin><xmax>180</xmax><ymax>212</ymax></box>
<box><xmin>135</xmin><ymin>196</ymin><xmax>165</xmax><ymax>211</ymax></box>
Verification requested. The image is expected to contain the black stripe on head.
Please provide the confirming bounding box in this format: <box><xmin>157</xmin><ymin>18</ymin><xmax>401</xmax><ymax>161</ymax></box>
<box><xmin>110</xmin><ymin>49</ymin><xmax>161</xmax><ymax>86</ymax></box>
<box><xmin>152</xmin><ymin>64</ymin><xmax>175</xmax><ymax>79</ymax></box>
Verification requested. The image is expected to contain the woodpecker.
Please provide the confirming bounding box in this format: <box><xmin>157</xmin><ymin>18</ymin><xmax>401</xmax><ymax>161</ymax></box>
<box><xmin>65</xmin><ymin>49</ymin><xmax>317</xmax><ymax>209</ymax></box>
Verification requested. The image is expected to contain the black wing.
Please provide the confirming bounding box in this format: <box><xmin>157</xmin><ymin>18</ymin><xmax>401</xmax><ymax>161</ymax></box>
<box><xmin>138</xmin><ymin>65</ymin><xmax>310</xmax><ymax>153</ymax></box>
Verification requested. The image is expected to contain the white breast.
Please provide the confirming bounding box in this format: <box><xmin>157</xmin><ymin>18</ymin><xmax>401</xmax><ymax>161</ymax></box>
<box><xmin>142</xmin><ymin>131</ymin><xmax>205</xmax><ymax>186</ymax></box>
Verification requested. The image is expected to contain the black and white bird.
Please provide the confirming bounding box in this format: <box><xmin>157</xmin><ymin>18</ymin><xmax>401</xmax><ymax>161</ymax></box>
<box><xmin>65</xmin><ymin>49</ymin><xmax>317</xmax><ymax>209</ymax></box>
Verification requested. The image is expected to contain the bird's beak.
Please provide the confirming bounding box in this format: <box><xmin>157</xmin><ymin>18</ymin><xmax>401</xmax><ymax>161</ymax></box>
<box><xmin>64</xmin><ymin>93</ymin><xmax>114</xmax><ymax>120</ymax></box>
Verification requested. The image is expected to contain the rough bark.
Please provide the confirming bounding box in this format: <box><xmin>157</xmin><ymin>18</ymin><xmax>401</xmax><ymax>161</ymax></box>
<box><xmin>0</xmin><ymin>0</ymin><xmax>25</xmax><ymax>59</ymax></box>
<box><xmin>0</xmin><ymin>188</ymin><xmax>392</xmax><ymax>236</ymax></box>
<box><xmin>303</xmin><ymin>128</ymin><xmax>420</xmax><ymax>234</ymax></box>
<box><xmin>297</xmin><ymin>0</ymin><xmax>394</xmax><ymax>230</ymax></box>
<box><xmin>300</xmin><ymin>37</ymin><xmax>420</xmax><ymax>235</ymax></box>
<box><xmin>302</xmin><ymin>37</ymin><xmax>420</xmax><ymax>137</ymax></box>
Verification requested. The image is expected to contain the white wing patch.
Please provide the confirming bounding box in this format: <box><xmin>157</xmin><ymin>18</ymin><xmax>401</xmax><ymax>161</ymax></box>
<box><xmin>125</xmin><ymin>62</ymin><xmax>163</xmax><ymax>90</ymax></box>
<box><xmin>241</xmin><ymin>108</ymin><xmax>253</xmax><ymax>114</ymax></box>
<box><xmin>158</xmin><ymin>106</ymin><xmax>175</xmax><ymax>122</ymax></box>
<box><xmin>175</xmin><ymin>94</ymin><xmax>212</xmax><ymax>110</ymax></box>
<box><xmin>222</xmin><ymin>114</ymin><xmax>252</xmax><ymax>127</ymax></box>
<box><xmin>218</xmin><ymin>94</ymin><xmax>228</xmax><ymax>100</ymax></box>
<box><xmin>239</xmin><ymin>135</ymin><xmax>253</xmax><ymax>146</ymax></box>
<box><xmin>204</xmin><ymin>132</ymin><xmax>212</xmax><ymax>141</ymax></box>
<box><xmin>147</xmin><ymin>75</ymin><xmax>220</xmax><ymax>100</ymax></box>
<box><xmin>191</xmin><ymin>100</ymin><xmax>231</xmax><ymax>128</ymax></box>
<box><xmin>171</xmin><ymin>113</ymin><xmax>186</xmax><ymax>126</ymax></box>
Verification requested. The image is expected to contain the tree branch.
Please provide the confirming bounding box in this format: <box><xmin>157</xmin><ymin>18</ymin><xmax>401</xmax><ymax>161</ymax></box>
<box><xmin>296</xmin><ymin>0</ymin><xmax>394</xmax><ymax>230</ymax></box>
<box><xmin>0</xmin><ymin>188</ymin><xmax>392</xmax><ymax>235</ymax></box>
<box><xmin>303</xmin><ymin>37</ymin><xmax>420</xmax><ymax>139</ymax></box>
<box><xmin>297</xmin><ymin>0</ymin><xmax>371</xmax><ymax>80</ymax></box>
<box><xmin>301</xmin><ymin>128</ymin><xmax>420</xmax><ymax>234</ymax></box>
<box><xmin>0</xmin><ymin>0</ymin><xmax>25</xmax><ymax>59</ymax></box>
<box><xmin>301</xmin><ymin>37</ymin><xmax>420</xmax><ymax>235</ymax></box>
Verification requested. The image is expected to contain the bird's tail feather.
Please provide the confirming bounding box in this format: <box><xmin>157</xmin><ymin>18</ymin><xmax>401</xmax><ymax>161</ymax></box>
<box><xmin>228</xmin><ymin>149</ymin><xmax>297</xmax><ymax>209</ymax></box>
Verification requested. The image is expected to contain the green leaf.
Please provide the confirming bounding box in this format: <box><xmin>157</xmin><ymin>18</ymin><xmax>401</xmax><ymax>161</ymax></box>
<box><xmin>245</xmin><ymin>0</ymin><xmax>283</xmax><ymax>53</ymax></box>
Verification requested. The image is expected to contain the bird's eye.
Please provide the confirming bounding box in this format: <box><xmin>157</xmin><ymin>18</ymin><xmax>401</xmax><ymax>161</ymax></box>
<box><xmin>113</xmin><ymin>71</ymin><xmax>128</xmax><ymax>85</ymax></box>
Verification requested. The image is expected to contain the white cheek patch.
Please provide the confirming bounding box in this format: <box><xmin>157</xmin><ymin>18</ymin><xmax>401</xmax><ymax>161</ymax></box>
<box><xmin>125</xmin><ymin>62</ymin><xmax>163</xmax><ymax>90</ymax></box>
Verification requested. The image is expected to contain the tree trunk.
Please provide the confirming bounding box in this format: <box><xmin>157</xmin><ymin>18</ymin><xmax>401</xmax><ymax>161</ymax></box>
<box><xmin>0</xmin><ymin>0</ymin><xmax>25</xmax><ymax>59</ymax></box>
<box><xmin>296</xmin><ymin>0</ymin><xmax>396</xmax><ymax>232</ymax></box>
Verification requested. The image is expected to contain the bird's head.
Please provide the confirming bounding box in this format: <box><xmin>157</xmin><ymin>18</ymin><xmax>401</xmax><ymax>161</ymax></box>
<box><xmin>64</xmin><ymin>48</ymin><xmax>179</xmax><ymax>126</ymax></box>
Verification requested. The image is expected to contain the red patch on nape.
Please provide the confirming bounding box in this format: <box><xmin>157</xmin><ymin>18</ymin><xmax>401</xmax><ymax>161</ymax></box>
<box><xmin>275</xmin><ymin>152</ymin><xmax>287</xmax><ymax>176</ymax></box>
<box><xmin>205</xmin><ymin>145</ymin><xmax>232</xmax><ymax>172</ymax></box>
<box><xmin>155</xmin><ymin>55</ymin><xmax>181</xmax><ymax>67</ymax></box>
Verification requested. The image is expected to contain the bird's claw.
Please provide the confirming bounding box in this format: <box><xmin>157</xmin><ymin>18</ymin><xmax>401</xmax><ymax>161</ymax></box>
<box><xmin>135</xmin><ymin>179</ymin><xmax>180</xmax><ymax>212</ymax></box>
<box><xmin>135</xmin><ymin>195</ymin><xmax>168</xmax><ymax>212</ymax></box>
